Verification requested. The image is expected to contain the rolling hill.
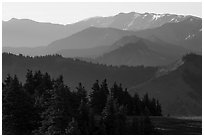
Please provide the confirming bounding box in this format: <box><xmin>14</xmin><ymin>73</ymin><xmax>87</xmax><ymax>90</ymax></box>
<box><xmin>94</xmin><ymin>36</ymin><xmax>188</xmax><ymax>66</ymax></box>
<box><xmin>2</xmin><ymin>18</ymin><xmax>68</xmax><ymax>47</ymax></box>
<box><xmin>45</xmin><ymin>27</ymin><xmax>135</xmax><ymax>54</ymax></box>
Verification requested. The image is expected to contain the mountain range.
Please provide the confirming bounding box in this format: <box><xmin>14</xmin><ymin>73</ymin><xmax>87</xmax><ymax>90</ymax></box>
<box><xmin>3</xmin><ymin>12</ymin><xmax>202</xmax><ymax>67</ymax></box>
<box><xmin>2</xmin><ymin>12</ymin><xmax>192</xmax><ymax>48</ymax></box>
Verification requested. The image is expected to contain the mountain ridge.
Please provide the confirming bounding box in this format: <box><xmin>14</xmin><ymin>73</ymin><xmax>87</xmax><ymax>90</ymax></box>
<box><xmin>3</xmin><ymin>12</ymin><xmax>200</xmax><ymax>48</ymax></box>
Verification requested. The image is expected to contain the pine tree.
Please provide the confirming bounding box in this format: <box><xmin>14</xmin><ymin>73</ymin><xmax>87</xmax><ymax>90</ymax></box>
<box><xmin>110</xmin><ymin>82</ymin><xmax>120</xmax><ymax>101</ymax></box>
<box><xmin>115</xmin><ymin>106</ymin><xmax>127</xmax><ymax>134</ymax></box>
<box><xmin>101</xmin><ymin>94</ymin><xmax>118</xmax><ymax>134</ymax></box>
<box><xmin>156</xmin><ymin>100</ymin><xmax>162</xmax><ymax>116</ymax></box>
<box><xmin>142</xmin><ymin>93</ymin><xmax>151</xmax><ymax>115</ymax></box>
<box><xmin>132</xmin><ymin>93</ymin><xmax>141</xmax><ymax>115</ymax></box>
<box><xmin>90</xmin><ymin>80</ymin><xmax>104</xmax><ymax>114</ymax></box>
<box><xmin>149</xmin><ymin>98</ymin><xmax>157</xmax><ymax>116</ymax></box>
<box><xmin>38</xmin><ymin>76</ymin><xmax>72</xmax><ymax>135</ymax></box>
<box><xmin>3</xmin><ymin>75</ymin><xmax>34</xmax><ymax>134</ymax></box>
<box><xmin>99</xmin><ymin>79</ymin><xmax>109</xmax><ymax>112</ymax></box>
<box><xmin>2</xmin><ymin>74</ymin><xmax>12</xmax><ymax>101</ymax></box>
<box><xmin>77</xmin><ymin>100</ymin><xmax>90</xmax><ymax>134</ymax></box>
<box><xmin>76</xmin><ymin>82</ymin><xmax>88</xmax><ymax>103</ymax></box>
<box><xmin>122</xmin><ymin>88</ymin><xmax>133</xmax><ymax>115</ymax></box>
<box><xmin>24</xmin><ymin>69</ymin><xmax>35</xmax><ymax>95</ymax></box>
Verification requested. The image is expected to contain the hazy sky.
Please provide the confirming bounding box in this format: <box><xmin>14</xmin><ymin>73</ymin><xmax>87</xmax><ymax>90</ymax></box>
<box><xmin>3</xmin><ymin>2</ymin><xmax>202</xmax><ymax>25</ymax></box>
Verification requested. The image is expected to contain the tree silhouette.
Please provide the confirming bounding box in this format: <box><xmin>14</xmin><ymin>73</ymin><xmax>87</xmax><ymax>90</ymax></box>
<box><xmin>38</xmin><ymin>77</ymin><xmax>72</xmax><ymax>134</ymax></box>
<box><xmin>3</xmin><ymin>75</ymin><xmax>34</xmax><ymax>134</ymax></box>
<box><xmin>101</xmin><ymin>94</ymin><xmax>118</xmax><ymax>134</ymax></box>
<box><xmin>76</xmin><ymin>82</ymin><xmax>88</xmax><ymax>104</ymax></box>
<box><xmin>2</xmin><ymin>71</ymin><xmax>161</xmax><ymax>135</ymax></box>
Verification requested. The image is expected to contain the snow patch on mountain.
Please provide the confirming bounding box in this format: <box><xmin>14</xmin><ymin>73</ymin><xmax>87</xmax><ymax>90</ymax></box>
<box><xmin>169</xmin><ymin>18</ymin><xmax>179</xmax><ymax>23</ymax></box>
<box><xmin>185</xmin><ymin>33</ymin><xmax>195</xmax><ymax>40</ymax></box>
<box><xmin>142</xmin><ymin>14</ymin><xmax>148</xmax><ymax>19</ymax></box>
<box><xmin>152</xmin><ymin>14</ymin><xmax>165</xmax><ymax>20</ymax></box>
<box><xmin>125</xmin><ymin>13</ymin><xmax>141</xmax><ymax>29</ymax></box>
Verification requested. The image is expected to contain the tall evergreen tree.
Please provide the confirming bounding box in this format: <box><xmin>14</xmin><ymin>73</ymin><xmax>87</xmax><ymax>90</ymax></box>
<box><xmin>3</xmin><ymin>75</ymin><xmax>34</xmax><ymax>134</ymax></box>
<box><xmin>156</xmin><ymin>100</ymin><xmax>162</xmax><ymax>116</ymax></box>
<box><xmin>76</xmin><ymin>82</ymin><xmax>88</xmax><ymax>103</ymax></box>
<box><xmin>99</xmin><ymin>79</ymin><xmax>109</xmax><ymax>112</ymax></box>
<box><xmin>24</xmin><ymin>69</ymin><xmax>35</xmax><ymax>95</ymax></box>
<box><xmin>76</xmin><ymin>100</ymin><xmax>93</xmax><ymax>134</ymax></box>
<box><xmin>90</xmin><ymin>80</ymin><xmax>104</xmax><ymax>114</ymax></box>
<box><xmin>132</xmin><ymin>92</ymin><xmax>141</xmax><ymax>115</ymax></box>
<box><xmin>38</xmin><ymin>76</ymin><xmax>72</xmax><ymax>135</ymax></box>
<box><xmin>101</xmin><ymin>94</ymin><xmax>118</xmax><ymax>134</ymax></box>
<box><xmin>115</xmin><ymin>106</ymin><xmax>127</xmax><ymax>134</ymax></box>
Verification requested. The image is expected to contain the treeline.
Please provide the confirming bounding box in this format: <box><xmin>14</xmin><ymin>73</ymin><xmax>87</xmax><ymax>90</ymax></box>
<box><xmin>3</xmin><ymin>52</ymin><xmax>157</xmax><ymax>91</ymax></box>
<box><xmin>2</xmin><ymin>70</ymin><xmax>162</xmax><ymax>135</ymax></box>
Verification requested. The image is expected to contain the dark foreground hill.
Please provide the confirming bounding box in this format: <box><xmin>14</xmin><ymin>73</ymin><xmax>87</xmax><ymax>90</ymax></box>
<box><xmin>2</xmin><ymin>53</ymin><xmax>202</xmax><ymax>116</ymax></box>
<box><xmin>129</xmin><ymin>54</ymin><xmax>202</xmax><ymax>116</ymax></box>
<box><xmin>2</xmin><ymin>53</ymin><xmax>156</xmax><ymax>90</ymax></box>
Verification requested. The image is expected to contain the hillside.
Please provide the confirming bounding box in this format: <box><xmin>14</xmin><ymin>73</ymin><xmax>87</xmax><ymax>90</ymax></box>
<box><xmin>135</xmin><ymin>16</ymin><xmax>202</xmax><ymax>53</ymax></box>
<box><xmin>2</xmin><ymin>53</ymin><xmax>156</xmax><ymax>90</ymax></box>
<box><xmin>95</xmin><ymin>36</ymin><xmax>188</xmax><ymax>66</ymax></box>
<box><xmin>129</xmin><ymin>54</ymin><xmax>202</xmax><ymax>116</ymax></box>
<box><xmin>2</xmin><ymin>18</ymin><xmax>68</xmax><ymax>47</ymax></box>
<box><xmin>46</xmin><ymin>27</ymin><xmax>135</xmax><ymax>54</ymax></box>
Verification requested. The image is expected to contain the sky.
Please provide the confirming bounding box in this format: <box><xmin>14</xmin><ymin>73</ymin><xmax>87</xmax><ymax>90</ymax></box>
<box><xmin>2</xmin><ymin>2</ymin><xmax>202</xmax><ymax>25</ymax></box>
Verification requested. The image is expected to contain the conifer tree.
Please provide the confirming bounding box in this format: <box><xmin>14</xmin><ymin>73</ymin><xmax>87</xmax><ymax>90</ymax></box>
<box><xmin>24</xmin><ymin>69</ymin><xmax>35</xmax><ymax>95</ymax></box>
<box><xmin>101</xmin><ymin>94</ymin><xmax>118</xmax><ymax>134</ymax></box>
<box><xmin>156</xmin><ymin>100</ymin><xmax>162</xmax><ymax>116</ymax></box>
<box><xmin>90</xmin><ymin>80</ymin><xmax>102</xmax><ymax>114</ymax></box>
<box><xmin>132</xmin><ymin>93</ymin><xmax>141</xmax><ymax>115</ymax></box>
<box><xmin>115</xmin><ymin>106</ymin><xmax>127</xmax><ymax>134</ymax></box>
<box><xmin>77</xmin><ymin>100</ymin><xmax>90</xmax><ymax>134</ymax></box>
<box><xmin>99</xmin><ymin>79</ymin><xmax>110</xmax><ymax>112</ymax></box>
<box><xmin>38</xmin><ymin>76</ymin><xmax>72</xmax><ymax>135</ymax></box>
<box><xmin>3</xmin><ymin>75</ymin><xmax>34</xmax><ymax>134</ymax></box>
<box><xmin>76</xmin><ymin>82</ymin><xmax>88</xmax><ymax>103</ymax></box>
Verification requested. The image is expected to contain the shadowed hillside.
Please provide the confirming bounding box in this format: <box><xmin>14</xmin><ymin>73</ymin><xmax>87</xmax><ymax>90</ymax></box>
<box><xmin>129</xmin><ymin>53</ymin><xmax>202</xmax><ymax>116</ymax></box>
<box><xmin>2</xmin><ymin>53</ymin><xmax>156</xmax><ymax>90</ymax></box>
